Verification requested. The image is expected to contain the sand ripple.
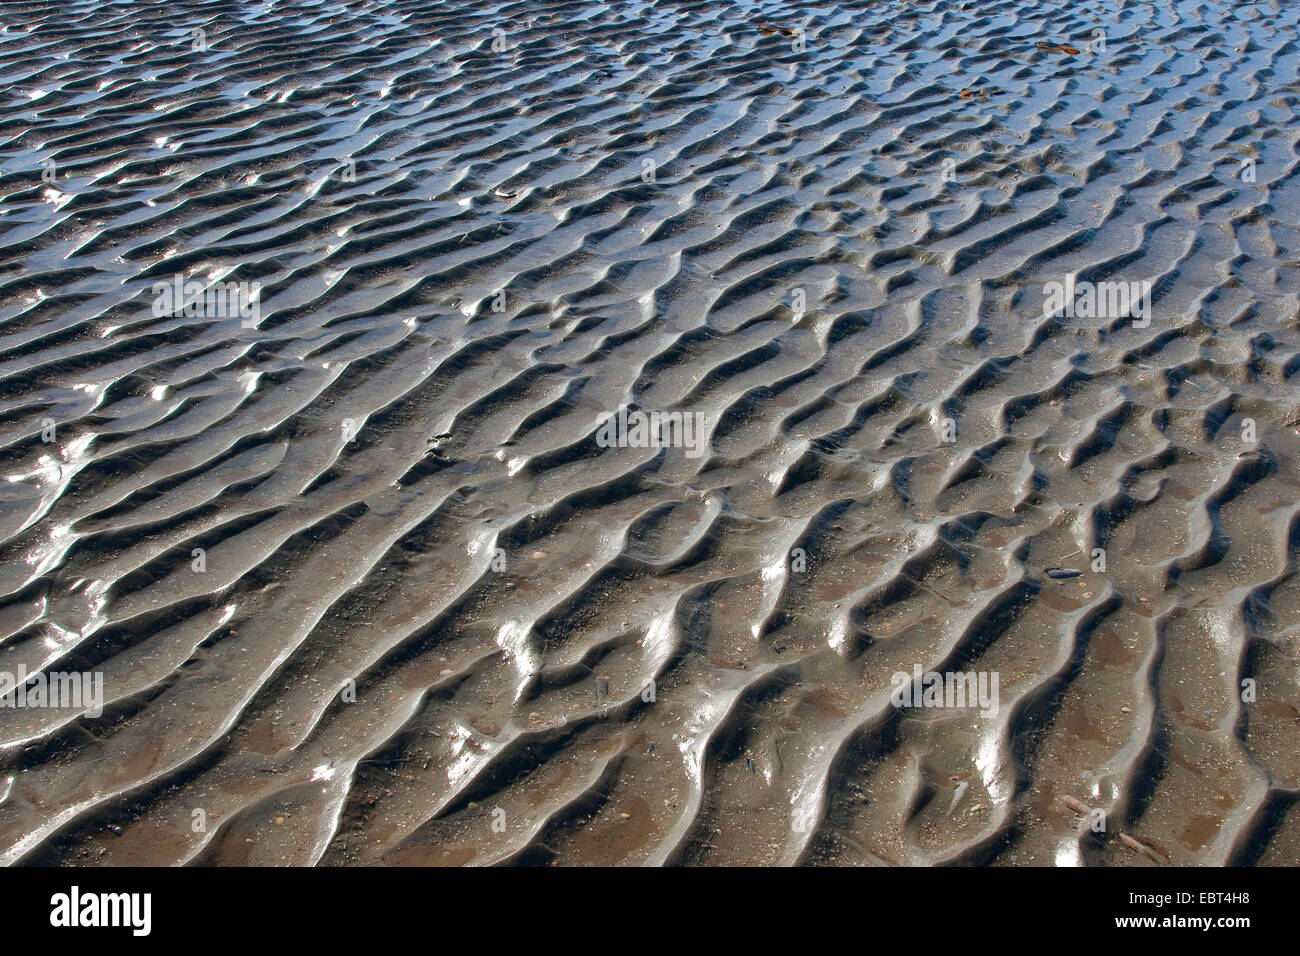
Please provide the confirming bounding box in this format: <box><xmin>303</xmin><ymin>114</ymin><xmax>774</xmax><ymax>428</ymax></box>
<box><xmin>0</xmin><ymin>0</ymin><xmax>1298</xmax><ymax>865</ymax></box>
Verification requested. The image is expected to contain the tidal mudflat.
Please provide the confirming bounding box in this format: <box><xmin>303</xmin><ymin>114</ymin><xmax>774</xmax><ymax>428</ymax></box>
<box><xmin>0</xmin><ymin>0</ymin><xmax>1298</xmax><ymax>867</ymax></box>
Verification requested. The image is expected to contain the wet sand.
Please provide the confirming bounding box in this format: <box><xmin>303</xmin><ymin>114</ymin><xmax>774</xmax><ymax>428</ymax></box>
<box><xmin>0</xmin><ymin>0</ymin><xmax>1299</xmax><ymax>866</ymax></box>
